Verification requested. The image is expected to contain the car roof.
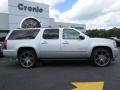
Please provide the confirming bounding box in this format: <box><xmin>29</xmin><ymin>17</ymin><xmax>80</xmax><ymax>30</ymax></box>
<box><xmin>12</xmin><ymin>27</ymin><xmax>76</xmax><ymax>31</ymax></box>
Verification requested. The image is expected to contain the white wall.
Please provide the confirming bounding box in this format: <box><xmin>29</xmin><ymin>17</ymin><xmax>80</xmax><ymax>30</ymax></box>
<box><xmin>0</xmin><ymin>13</ymin><xmax>9</xmax><ymax>30</ymax></box>
<box><xmin>51</xmin><ymin>22</ymin><xmax>86</xmax><ymax>31</ymax></box>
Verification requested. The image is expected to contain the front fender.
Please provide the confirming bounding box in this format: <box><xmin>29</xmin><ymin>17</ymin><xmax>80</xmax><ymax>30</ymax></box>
<box><xmin>89</xmin><ymin>43</ymin><xmax>113</xmax><ymax>57</ymax></box>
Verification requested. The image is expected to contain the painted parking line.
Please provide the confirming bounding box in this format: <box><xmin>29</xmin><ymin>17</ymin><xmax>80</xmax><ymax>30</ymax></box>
<box><xmin>72</xmin><ymin>81</ymin><xmax>104</xmax><ymax>90</ymax></box>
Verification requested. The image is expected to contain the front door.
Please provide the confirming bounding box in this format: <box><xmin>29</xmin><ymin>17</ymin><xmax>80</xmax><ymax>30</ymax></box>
<box><xmin>61</xmin><ymin>29</ymin><xmax>89</xmax><ymax>58</ymax></box>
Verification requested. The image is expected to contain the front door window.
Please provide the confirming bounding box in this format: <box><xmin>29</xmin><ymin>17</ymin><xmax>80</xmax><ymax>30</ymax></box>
<box><xmin>63</xmin><ymin>29</ymin><xmax>80</xmax><ymax>39</ymax></box>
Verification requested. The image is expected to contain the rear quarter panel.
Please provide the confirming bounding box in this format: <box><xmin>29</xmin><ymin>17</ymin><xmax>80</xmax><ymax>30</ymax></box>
<box><xmin>7</xmin><ymin>39</ymin><xmax>39</xmax><ymax>57</ymax></box>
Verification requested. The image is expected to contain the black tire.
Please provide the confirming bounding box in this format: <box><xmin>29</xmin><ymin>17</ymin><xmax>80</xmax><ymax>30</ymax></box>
<box><xmin>18</xmin><ymin>49</ymin><xmax>37</xmax><ymax>68</ymax></box>
<box><xmin>91</xmin><ymin>48</ymin><xmax>112</xmax><ymax>67</ymax></box>
<box><xmin>0</xmin><ymin>52</ymin><xmax>3</xmax><ymax>58</ymax></box>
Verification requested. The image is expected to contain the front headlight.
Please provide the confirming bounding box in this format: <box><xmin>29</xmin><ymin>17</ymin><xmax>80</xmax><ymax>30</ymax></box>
<box><xmin>113</xmin><ymin>41</ymin><xmax>117</xmax><ymax>48</ymax></box>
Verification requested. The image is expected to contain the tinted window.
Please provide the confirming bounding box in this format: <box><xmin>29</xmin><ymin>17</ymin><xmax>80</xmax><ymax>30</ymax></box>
<box><xmin>63</xmin><ymin>29</ymin><xmax>80</xmax><ymax>39</ymax></box>
<box><xmin>8</xmin><ymin>29</ymin><xmax>39</xmax><ymax>40</ymax></box>
<box><xmin>43</xmin><ymin>29</ymin><xmax>59</xmax><ymax>39</ymax></box>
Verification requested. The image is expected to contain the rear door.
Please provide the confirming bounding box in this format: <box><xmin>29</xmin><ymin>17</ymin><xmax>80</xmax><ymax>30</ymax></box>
<box><xmin>40</xmin><ymin>29</ymin><xmax>61</xmax><ymax>58</ymax></box>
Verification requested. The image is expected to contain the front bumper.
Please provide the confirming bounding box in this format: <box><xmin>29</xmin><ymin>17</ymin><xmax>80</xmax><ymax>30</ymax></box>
<box><xmin>112</xmin><ymin>47</ymin><xmax>118</xmax><ymax>59</ymax></box>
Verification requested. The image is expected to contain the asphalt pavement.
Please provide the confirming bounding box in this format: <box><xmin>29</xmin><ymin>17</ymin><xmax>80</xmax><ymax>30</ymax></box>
<box><xmin>0</xmin><ymin>49</ymin><xmax>120</xmax><ymax>90</ymax></box>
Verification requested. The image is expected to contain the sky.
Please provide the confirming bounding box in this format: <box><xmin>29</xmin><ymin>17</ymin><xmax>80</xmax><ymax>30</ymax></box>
<box><xmin>55</xmin><ymin>0</ymin><xmax>77</xmax><ymax>12</ymax></box>
<box><xmin>0</xmin><ymin>0</ymin><xmax>120</xmax><ymax>29</ymax></box>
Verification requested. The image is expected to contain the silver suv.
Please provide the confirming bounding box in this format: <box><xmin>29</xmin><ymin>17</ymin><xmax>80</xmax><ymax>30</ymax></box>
<box><xmin>3</xmin><ymin>28</ymin><xmax>118</xmax><ymax>68</ymax></box>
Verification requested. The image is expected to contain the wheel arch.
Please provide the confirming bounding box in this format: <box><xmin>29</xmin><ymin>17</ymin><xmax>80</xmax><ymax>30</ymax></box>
<box><xmin>91</xmin><ymin>46</ymin><xmax>113</xmax><ymax>58</ymax></box>
<box><xmin>17</xmin><ymin>47</ymin><xmax>38</xmax><ymax>58</ymax></box>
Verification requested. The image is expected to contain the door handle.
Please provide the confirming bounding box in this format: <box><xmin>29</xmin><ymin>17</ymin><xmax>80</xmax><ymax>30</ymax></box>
<box><xmin>63</xmin><ymin>41</ymin><xmax>69</xmax><ymax>44</ymax></box>
<box><xmin>41</xmin><ymin>41</ymin><xmax>48</xmax><ymax>44</ymax></box>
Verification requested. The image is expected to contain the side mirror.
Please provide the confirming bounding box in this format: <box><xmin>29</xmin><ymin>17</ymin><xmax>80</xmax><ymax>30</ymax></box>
<box><xmin>79</xmin><ymin>35</ymin><xmax>85</xmax><ymax>40</ymax></box>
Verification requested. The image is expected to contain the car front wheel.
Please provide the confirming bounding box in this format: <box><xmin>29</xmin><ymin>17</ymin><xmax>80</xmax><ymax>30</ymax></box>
<box><xmin>91</xmin><ymin>48</ymin><xmax>112</xmax><ymax>67</ymax></box>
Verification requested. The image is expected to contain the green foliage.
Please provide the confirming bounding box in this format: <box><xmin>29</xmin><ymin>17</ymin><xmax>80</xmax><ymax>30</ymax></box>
<box><xmin>86</xmin><ymin>27</ymin><xmax>120</xmax><ymax>38</ymax></box>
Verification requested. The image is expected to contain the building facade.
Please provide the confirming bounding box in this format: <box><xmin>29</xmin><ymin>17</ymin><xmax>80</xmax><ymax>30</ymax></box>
<box><xmin>0</xmin><ymin>0</ymin><xmax>86</xmax><ymax>30</ymax></box>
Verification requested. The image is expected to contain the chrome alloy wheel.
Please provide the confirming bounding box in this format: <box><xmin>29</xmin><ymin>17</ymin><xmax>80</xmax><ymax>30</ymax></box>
<box><xmin>19</xmin><ymin>50</ymin><xmax>36</xmax><ymax>68</ymax></box>
<box><xmin>93</xmin><ymin>48</ymin><xmax>112</xmax><ymax>67</ymax></box>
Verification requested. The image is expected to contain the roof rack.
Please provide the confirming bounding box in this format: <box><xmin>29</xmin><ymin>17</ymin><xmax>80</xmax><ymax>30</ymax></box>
<box><xmin>16</xmin><ymin>25</ymin><xmax>85</xmax><ymax>29</ymax></box>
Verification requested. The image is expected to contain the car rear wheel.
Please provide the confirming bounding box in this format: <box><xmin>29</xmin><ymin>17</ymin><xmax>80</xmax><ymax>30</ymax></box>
<box><xmin>91</xmin><ymin>48</ymin><xmax>112</xmax><ymax>67</ymax></box>
<box><xmin>18</xmin><ymin>49</ymin><xmax>37</xmax><ymax>68</ymax></box>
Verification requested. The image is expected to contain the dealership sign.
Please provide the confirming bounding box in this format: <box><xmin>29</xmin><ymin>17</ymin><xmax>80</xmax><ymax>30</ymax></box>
<box><xmin>18</xmin><ymin>3</ymin><xmax>43</xmax><ymax>13</ymax></box>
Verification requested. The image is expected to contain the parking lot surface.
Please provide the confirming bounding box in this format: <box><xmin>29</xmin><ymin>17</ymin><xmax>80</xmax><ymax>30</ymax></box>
<box><xmin>0</xmin><ymin>49</ymin><xmax>120</xmax><ymax>90</ymax></box>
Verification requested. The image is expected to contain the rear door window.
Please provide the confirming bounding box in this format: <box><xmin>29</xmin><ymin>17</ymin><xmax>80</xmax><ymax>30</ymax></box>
<box><xmin>43</xmin><ymin>29</ymin><xmax>59</xmax><ymax>39</ymax></box>
<box><xmin>8</xmin><ymin>29</ymin><xmax>40</xmax><ymax>40</ymax></box>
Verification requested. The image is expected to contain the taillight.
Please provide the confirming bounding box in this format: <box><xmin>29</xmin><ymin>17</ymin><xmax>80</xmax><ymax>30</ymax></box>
<box><xmin>3</xmin><ymin>40</ymin><xmax>7</xmax><ymax>49</ymax></box>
